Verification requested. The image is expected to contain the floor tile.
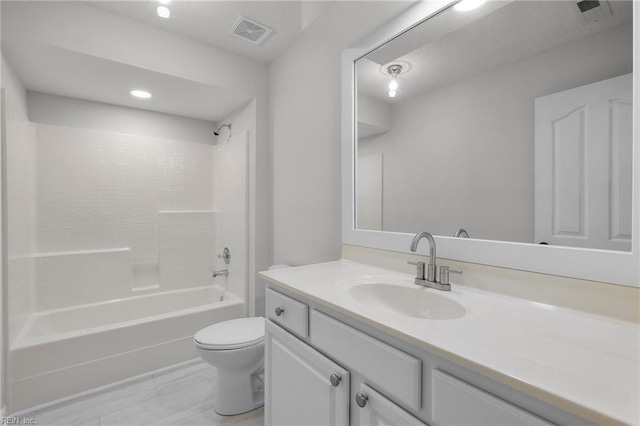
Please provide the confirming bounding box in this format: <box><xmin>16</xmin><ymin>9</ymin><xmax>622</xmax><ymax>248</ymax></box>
<box><xmin>33</xmin><ymin>378</ymin><xmax>158</xmax><ymax>425</ymax></box>
<box><xmin>153</xmin><ymin>361</ymin><xmax>216</xmax><ymax>395</ymax></box>
<box><xmin>229</xmin><ymin>407</ymin><xmax>264</xmax><ymax>426</ymax></box>
<box><xmin>170</xmin><ymin>406</ymin><xmax>264</xmax><ymax>426</ymax></box>
<box><xmin>20</xmin><ymin>361</ymin><xmax>262</xmax><ymax>426</ymax></box>
<box><xmin>100</xmin><ymin>380</ymin><xmax>215</xmax><ymax>425</ymax></box>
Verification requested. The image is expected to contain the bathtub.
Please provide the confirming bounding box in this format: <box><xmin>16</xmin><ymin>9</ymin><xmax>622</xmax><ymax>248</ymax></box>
<box><xmin>8</xmin><ymin>285</ymin><xmax>244</xmax><ymax>412</ymax></box>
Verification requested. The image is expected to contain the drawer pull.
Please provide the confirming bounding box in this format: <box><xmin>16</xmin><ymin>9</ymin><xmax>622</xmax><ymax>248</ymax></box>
<box><xmin>330</xmin><ymin>374</ymin><xmax>342</xmax><ymax>387</ymax></box>
<box><xmin>355</xmin><ymin>392</ymin><xmax>368</xmax><ymax>408</ymax></box>
<box><xmin>275</xmin><ymin>307</ymin><xmax>285</xmax><ymax>316</ymax></box>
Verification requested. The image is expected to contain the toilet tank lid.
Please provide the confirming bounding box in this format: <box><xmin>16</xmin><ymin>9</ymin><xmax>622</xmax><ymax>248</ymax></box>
<box><xmin>194</xmin><ymin>317</ymin><xmax>265</xmax><ymax>349</ymax></box>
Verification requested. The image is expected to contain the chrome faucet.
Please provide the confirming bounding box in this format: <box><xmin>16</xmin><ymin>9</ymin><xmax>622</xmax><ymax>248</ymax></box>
<box><xmin>408</xmin><ymin>232</ymin><xmax>461</xmax><ymax>291</ymax></box>
<box><xmin>212</xmin><ymin>269</ymin><xmax>228</xmax><ymax>278</ymax></box>
<box><xmin>454</xmin><ymin>228</ymin><xmax>470</xmax><ymax>238</ymax></box>
<box><xmin>213</xmin><ymin>247</ymin><xmax>231</xmax><ymax>278</ymax></box>
<box><xmin>410</xmin><ymin>232</ymin><xmax>437</xmax><ymax>283</ymax></box>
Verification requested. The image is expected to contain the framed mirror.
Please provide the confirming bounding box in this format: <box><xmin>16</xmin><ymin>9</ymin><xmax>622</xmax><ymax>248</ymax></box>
<box><xmin>342</xmin><ymin>0</ymin><xmax>639</xmax><ymax>286</ymax></box>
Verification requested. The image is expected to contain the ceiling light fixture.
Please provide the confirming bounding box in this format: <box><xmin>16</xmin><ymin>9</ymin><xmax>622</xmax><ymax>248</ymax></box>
<box><xmin>130</xmin><ymin>90</ymin><xmax>152</xmax><ymax>99</ymax></box>
<box><xmin>387</xmin><ymin>64</ymin><xmax>402</xmax><ymax>98</ymax></box>
<box><xmin>157</xmin><ymin>6</ymin><xmax>171</xmax><ymax>18</ymax></box>
<box><xmin>157</xmin><ymin>0</ymin><xmax>171</xmax><ymax>4</ymax></box>
<box><xmin>454</xmin><ymin>0</ymin><xmax>486</xmax><ymax>12</ymax></box>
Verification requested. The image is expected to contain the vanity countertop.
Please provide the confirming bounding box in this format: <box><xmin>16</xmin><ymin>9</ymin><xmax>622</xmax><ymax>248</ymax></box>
<box><xmin>260</xmin><ymin>260</ymin><xmax>640</xmax><ymax>426</ymax></box>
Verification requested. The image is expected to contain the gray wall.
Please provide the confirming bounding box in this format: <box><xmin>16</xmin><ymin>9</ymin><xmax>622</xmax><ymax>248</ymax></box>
<box><xmin>269</xmin><ymin>35</ymin><xmax>342</xmax><ymax>266</ymax></box>
<box><xmin>358</xmin><ymin>23</ymin><xmax>633</xmax><ymax>243</ymax></box>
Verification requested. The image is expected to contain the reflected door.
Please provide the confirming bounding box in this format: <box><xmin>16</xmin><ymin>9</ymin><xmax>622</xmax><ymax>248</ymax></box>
<box><xmin>534</xmin><ymin>74</ymin><xmax>632</xmax><ymax>251</ymax></box>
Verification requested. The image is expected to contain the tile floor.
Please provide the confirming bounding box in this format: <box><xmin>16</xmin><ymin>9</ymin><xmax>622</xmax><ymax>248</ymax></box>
<box><xmin>23</xmin><ymin>360</ymin><xmax>264</xmax><ymax>426</ymax></box>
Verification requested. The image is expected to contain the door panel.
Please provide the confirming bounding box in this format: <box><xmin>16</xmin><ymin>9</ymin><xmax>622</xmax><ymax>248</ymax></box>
<box><xmin>265</xmin><ymin>321</ymin><xmax>349</xmax><ymax>426</ymax></box>
<box><xmin>535</xmin><ymin>73</ymin><xmax>632</xmax><ymax>250</ymax></box>
<box><xmin>355</xmin><ymin>384</ymin><xmax>427</xmax><ymax>426</ymax></box>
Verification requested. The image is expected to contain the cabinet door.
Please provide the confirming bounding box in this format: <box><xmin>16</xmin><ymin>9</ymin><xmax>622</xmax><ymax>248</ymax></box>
<box><xmin>355</xmin><ymin>384</ymin><xmax>428</xmax><ymax>426</ymax></box>
<box><xmin>265</xmin><ymin>321</ymin><xmax>349</xmax><ymax>426</ymax></box>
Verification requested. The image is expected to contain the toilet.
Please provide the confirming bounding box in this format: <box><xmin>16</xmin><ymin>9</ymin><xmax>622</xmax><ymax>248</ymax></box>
<box><xmin>194</xmin><ymin>317</ymin><xmax>265</xmax><ymax>415</ymax></box>
<box><xmin>194</xmin><ymin>264</ymin><xmax>289</xmax><ymax>415</ymax></box>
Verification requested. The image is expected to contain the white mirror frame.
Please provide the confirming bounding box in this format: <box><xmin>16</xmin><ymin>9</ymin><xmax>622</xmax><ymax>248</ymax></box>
<box><xmin>342</xmin><ymin>0</ymin><xmax>640</xmax><ymax>287</ymax></box>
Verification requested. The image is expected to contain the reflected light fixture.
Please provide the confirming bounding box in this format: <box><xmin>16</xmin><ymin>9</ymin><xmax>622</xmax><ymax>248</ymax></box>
<box><xmin>387</xmin><ymin>64</ymin><xmax>402</xmax><ymax>98</ymax></box>
<box><xmin>454</xmin><ymin>0</ymin><xmax>486</xmax><ymax>12</ymax></box>
<box><xmin>130</xmin><ymin>89</ymin><xmax>152</xmax><ymax>99</ymax></box>
<box><xmin>157</xmin><ymin>5</ymin><xmax>171</xmax><ymax>18</ymax></box>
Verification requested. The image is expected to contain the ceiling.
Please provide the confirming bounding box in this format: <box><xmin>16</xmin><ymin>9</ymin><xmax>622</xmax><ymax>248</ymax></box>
<box><xmin>2</xmin><ymin>0</ymin><xmax>416</xmax><ymax>121</ymax></box>
<box><xmin>3</xmin><ymin>38</ymin><xmax>252</xmax><ymax>121</ymax></box>
<box><xmin>89</xmin><ymin>1</ymin><xmax>304</xmax><ymax>63</ymax></box>
<box><xmin>358</xmin><ymin>0</ymin><xmax>633</xmax><ymax>103</ymax></box>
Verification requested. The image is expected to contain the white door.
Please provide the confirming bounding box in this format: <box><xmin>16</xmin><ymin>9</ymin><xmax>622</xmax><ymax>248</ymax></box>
<box><xmin>355</xmin><ymin>384</ymin><xmax>427</xmax><ymax>426</ymax></box>
<box><xmin>265</xmin><ymin>321</ymin><xmax>350</xmax><ymax>426</ymax></box>
<box><xmin>357</xmin><ymin>153</ymin><xmax>384</xmax><ymax>231</ymax></box>
<box><xmin>535</xmin><ymin>73</ymin><xmax>632</xmax><ymax>250</ymax></box>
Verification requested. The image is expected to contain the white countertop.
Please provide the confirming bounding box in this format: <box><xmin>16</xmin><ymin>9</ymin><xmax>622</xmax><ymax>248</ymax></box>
<box><xmin>260</xmin><ymin>260</ymin><xmax>640</xmax><ymax>426</ymax></box>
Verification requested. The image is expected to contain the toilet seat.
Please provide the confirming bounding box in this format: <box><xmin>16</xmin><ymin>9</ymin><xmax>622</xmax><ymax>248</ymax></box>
<box><xmin>194</xmin><ymin>317</ymin><xmax>265</xmax><ymax>350</ymax></box>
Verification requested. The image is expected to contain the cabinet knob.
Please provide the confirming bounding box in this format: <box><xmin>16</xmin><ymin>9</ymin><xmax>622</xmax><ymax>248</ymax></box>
<box><xmin>329</xmin><ymin>374</ymin><xmax>341</xmax><ymax>387</ymax></box>
<box><xmin>355</xmin><ymin>392</ymin><xmax>368</xmax><ymax>408</ymax></box>
<box><xmin>275</xmin><ymin>307</ymin><xmax>284</xmax><ymax>316</ymax></box>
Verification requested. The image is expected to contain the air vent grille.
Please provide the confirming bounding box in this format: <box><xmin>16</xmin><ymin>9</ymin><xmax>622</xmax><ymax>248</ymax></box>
<box><xmin>577</xmin><ymin>0</ymin><xmax>600</xmax><ymax>13</ymax></box>
<box><xmin>573</xmin><ymin>0</ymin><xmax>612</xmax><ymax>23</ymax></box>
<box><xmin>228</xmin><ymin>16</ymin><xmax>273</xmax><ymax>46</ymax></box>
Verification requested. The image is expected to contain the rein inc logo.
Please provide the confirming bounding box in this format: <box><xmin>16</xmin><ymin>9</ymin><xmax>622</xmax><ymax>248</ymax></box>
<box><xmin>1</xmin><ymin>418</ymin><xmax>35</xmax><ymax>425</ymax></box>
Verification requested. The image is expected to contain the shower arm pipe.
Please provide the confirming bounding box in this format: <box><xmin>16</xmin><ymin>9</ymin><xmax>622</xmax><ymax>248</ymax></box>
<box><xmin>214</xmin><ymin>123</ymin><xmax>232</xmax><ymax>136</ymax></box>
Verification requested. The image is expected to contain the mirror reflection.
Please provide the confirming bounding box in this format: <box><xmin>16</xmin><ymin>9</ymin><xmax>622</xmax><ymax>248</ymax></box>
<box><xmin>355</xmin><ymin>0</ymin><xmax>633</xmax><ymax>251</ymax></box>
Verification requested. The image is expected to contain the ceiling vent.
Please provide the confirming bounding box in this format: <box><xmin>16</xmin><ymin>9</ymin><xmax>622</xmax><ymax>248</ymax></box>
<box><xmin>572</xmin><ymin>0</ymin><xmax>612</xmax><ymax>24</ymax></box>
<box><xmin>228</xmin><ymin>16</ymin><xmax>273</xmax><ymax>46</ymax></box>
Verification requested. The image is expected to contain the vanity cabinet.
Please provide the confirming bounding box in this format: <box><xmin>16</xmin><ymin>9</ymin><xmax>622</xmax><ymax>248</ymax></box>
<box><xmin>265</xmin><ymin>289</ymin><xmax>425</xmax><ymax>426</ymax></box>
<box><xmin>264</xmin><ymin>286</ymin><xmax>573</xmax><ymax>426</ymax></box>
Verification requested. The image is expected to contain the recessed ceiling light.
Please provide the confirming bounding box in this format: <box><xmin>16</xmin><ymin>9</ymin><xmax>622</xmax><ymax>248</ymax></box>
<box><xmin>454</xmin><ymin>0</ymin><xmax>486</xmax><ymax>11</ymax></box>
<box><xmin>157</xmin><ymin>0</ymin><xmax>171</xmax><ymax>4</ymax></box>
<box><xmin>157</xmin><ymin>6</ymin><xmax>171</xmax><ymax>18</ymax></box>
<box><xmin>130</xmin><ymin>90</ymin><xmax>152</xmax><ymax>99</ymax></box>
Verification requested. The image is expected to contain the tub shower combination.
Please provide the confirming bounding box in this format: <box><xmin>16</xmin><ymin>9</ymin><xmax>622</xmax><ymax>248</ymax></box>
<box><xmin>10</xmin><ymin>286</ymin><xmax>244</xmax><ymax>411</ymax></box>
<box><xmin>4</xmin><ymin>118</ymin><xmax>250</xmax><ymax>412</ymax></box>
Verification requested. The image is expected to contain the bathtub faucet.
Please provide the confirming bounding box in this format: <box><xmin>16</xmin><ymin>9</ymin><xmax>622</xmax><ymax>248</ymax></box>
<box><xmin>212</xmin><ymin>269</ymin><xmax>228</xmax><ymax>278</ymax></box>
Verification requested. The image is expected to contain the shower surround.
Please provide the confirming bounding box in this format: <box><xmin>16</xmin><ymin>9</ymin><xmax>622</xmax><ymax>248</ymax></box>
<box><xmin>4</xmin><ymin>95</ymin><xmax>249</xmax><ymax>411</ymax></box>
<box><xmin>32</xmin><ymin>123</ymin><xmax>247</xmax><ymax>306</ymax></box>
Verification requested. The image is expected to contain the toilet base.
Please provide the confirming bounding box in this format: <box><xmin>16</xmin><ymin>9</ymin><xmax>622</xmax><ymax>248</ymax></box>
<box><xmin>213</xmin><ymin>363</ymin><xmax>265</xmax><ymax>416</ymax></box>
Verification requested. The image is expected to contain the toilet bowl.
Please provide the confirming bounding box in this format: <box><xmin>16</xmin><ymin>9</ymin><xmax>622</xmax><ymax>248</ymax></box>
<box><xmin>194</xmin><ymin>317</ymin><xmax>265</xmax><ymax>415</ymax></box>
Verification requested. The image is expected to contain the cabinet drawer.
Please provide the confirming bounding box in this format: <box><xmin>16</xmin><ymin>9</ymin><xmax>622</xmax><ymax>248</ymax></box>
<box><xmin>310</xmin><ymin>310</ymin><xmax>421</xmax><ymax>410</ymax></box>
<box><xmin>432</xmin><ymin>370</ymin><xmax>553</xmax><ymax>426</ymax></box>
<box><xmin>266</xmin><ymin>288</ymin><xmax>309</xmax><ymax>338</ymax></box>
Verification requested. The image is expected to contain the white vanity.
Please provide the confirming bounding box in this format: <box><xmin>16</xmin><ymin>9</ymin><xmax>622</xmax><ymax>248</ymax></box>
<box><xmin>260</xmin><ymin>260</ymin><xmax>639</xmax><ymax>426</ymax></box>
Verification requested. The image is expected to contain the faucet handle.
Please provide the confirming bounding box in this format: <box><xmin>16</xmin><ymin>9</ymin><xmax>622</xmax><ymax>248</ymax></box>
<box><xmin>439</xmin><ymin>266</ymin><xmax>462</xmax><ymax>286</ymax></box>
<box><xmin>407</xmin><ymin>261</ymin><xmax>426</xmax><ymax>280</ymax></box>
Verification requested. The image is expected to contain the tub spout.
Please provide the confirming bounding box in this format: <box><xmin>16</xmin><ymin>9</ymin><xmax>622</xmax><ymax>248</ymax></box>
<box><xmin>212</xmin><ymin>269</ymin><xmax>228</xmax><ymax>278</ymax></box>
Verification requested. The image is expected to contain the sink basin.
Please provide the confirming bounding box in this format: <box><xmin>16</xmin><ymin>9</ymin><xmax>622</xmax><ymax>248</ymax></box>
<box><xmin>347</xmin><ymin>282</ymin><xmax>466</xmax><ymax>320</ymax></box>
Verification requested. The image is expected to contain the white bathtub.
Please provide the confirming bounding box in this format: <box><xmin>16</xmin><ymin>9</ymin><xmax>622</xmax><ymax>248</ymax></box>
<box><xmin>9</xmin><ymin>285</ymin><xmax>244</xmax><ymax>412</ymax></box>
